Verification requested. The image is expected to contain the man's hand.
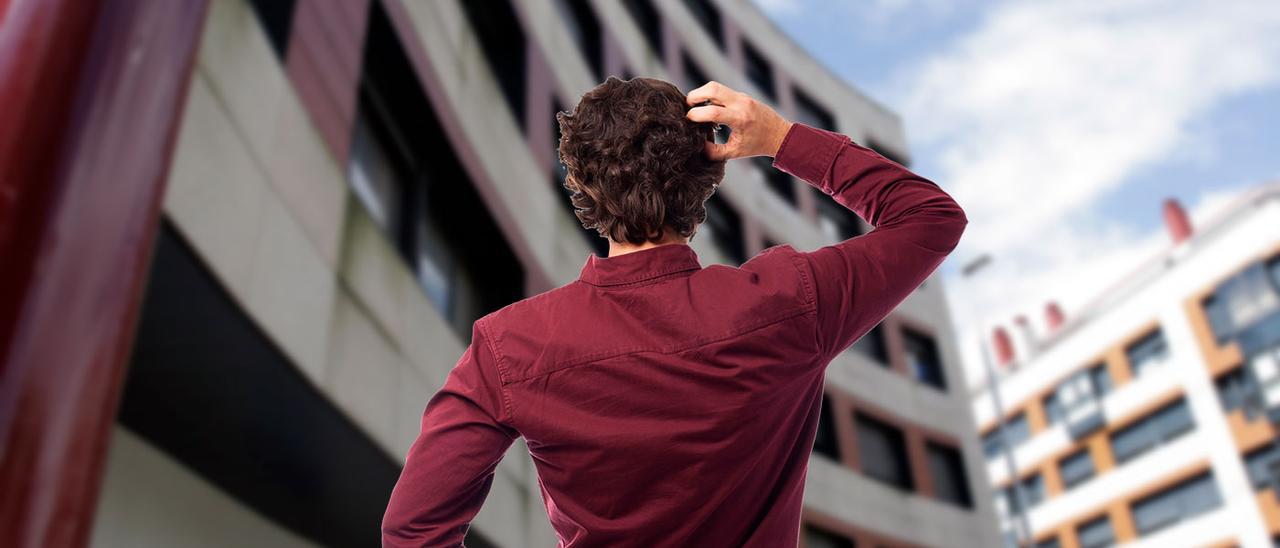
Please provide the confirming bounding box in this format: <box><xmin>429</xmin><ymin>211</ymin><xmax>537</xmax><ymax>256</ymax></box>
<box><xmin>686</xmin><ymin>81</ymin><xmax>794</xmax><ymax>161</ymax></box>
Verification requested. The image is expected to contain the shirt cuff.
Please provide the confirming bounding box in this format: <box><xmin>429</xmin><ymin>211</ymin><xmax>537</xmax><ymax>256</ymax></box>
<box><xmin>770</xmin><ymin>122</ymin><xmax>850</xmax><ymax>194</ymax></box>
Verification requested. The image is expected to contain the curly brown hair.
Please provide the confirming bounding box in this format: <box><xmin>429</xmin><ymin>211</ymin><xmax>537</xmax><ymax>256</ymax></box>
<box><xmin>556</xmin><ymin>76</ymin><xmax>726</xmax><ymax>246</ymax></box>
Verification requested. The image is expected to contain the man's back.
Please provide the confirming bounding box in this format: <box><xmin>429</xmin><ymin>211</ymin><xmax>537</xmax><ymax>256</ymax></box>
<box><xmin>381</xmin><ymin>122</ymin><xmax>967</xmax><ymax>547</ymax></box>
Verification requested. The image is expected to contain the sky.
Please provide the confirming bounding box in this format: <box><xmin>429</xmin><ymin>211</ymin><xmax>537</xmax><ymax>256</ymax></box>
<box><xmin>753</xmin><ymin>0</ymin><xmax>1280</xmax><ymax>386</ymax></box>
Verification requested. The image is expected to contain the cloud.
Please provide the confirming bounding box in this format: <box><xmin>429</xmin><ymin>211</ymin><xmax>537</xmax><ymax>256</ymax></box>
<box><xmin>888</xmin><ymin>0</ymin><xmax>1280</xmax><ymax>385</ymax></box>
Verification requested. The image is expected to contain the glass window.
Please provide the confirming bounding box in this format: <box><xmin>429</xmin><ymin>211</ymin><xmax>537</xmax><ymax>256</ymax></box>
<box><xmin>1245</xmin><ymin>443</ymin><xmax>1280</xmax><ymax>490</ymax></box>
<box><xmin>348</xmin><ymin>114</ymin><xmax>406</xmax><ymax>237</ymax></box>
<box><xmin>1203</xmin><ymin>293</ymin><xmax>1234</xmax><ymax>344</ymax></box>
<box><xmin>1043</xmin><ymin>392</ymin><xmax>1065</xmax><ymax>426</ymax></box>
<box><xmin>855</xmin><ymin>413</ymin><xmax>913</xmax><ymax>491</ymax></box>
<box><xmin>1076</xmin><ymin>515</ymin><xmax>1115</xmax><ymax>548</ymax></box>
<box><xmin>460</xmin><ymin>0</ymin><xmax>527</xmax><ymax>133</ymax></box>
<box><xmin>1059</xmin><ymin>448</ymin><xmax>1096</xmax><ymax>489</ymax></box>
<box><xmin>815</xmin><ymin>190</ymin><xmax>863</xmax><ymax>241</ymax></box>
<box><xmin>1219</xmin><ymin>263</ymin><xmax>1280</xmax><ymax>331</ymax></box>
<box><xmin>622</xmin><ymin>0</ymin><xmax>662</xmax><ymax>57</ymax></box>
<box><xmin>852</xmin><ymin>323</ymin><xmax>889</xmax><ymax>365</ymax></box>
<box><xmin>1035</xmin><ymin>537</ymin><xmax>1062</xmax><ymax>548</ymax></box>
<box><xmin>1127</xmin><ymin>329</ymin><xmax>1170</xmax><ymax>378</ymax></box>
<box><xmin>926</xmin><ymin>442</ymin><xmax>973</xmax><ymax>508</ymax></box>
<box><xmin>753</xmin><ymin>156</ymin><xmax>796</xmax><ymax>205</ymax></box>
<box><xmin>701</xmin><ymin>194</ymin><xmax>746</xmax><ymax>264</ymax></box>
<box><xmin>1216</xmin><ymin>369</ymin><xmax>1250</xmax><ymax>413</ymax></box>
<box><xmin>682</xmin><ymin>0</ymin><xmax>723</xmax><ymax>49</ymax></box>
<box><xmin>1269</xmin><ymin>257</ymin><xmax>1280</xmax><ymax>291</ymax></box>
<box><xmin>555</xmin><ymin>0</ymin><xmax>603</xmax><ymax>80</ymax></box>
<box><xmin>1004</xmin><ymin>412</ymin><xmax>1032</xmax><ymax>447</ymax></box>
<box><xmin>803</xmin><ymin>524</ymin><xmax>855</xmax><ymax>548</ymax></box>
<box><xmin>1089</xmin><ymin>363</ymin><xmax>1112</xmax><ymax>395</ymax></box>
<box><xmin>813</xmin><ymin>395</ymin><xmax>841</xmax><ymax>461</ymax></box>
<box><xmin>1020</xmin><ymin>473</ymin><xmax>1045</xmax><ymax>508</ymax></box>
<box><xmin>246</xmin><ymin>0</ymin><xmax>296</xmax><ymax>60</ymax></box>
<box><xmin>1131</xmin><ymin>472</ymin><xmax>1222</xmax><ymax>536</ymax></box>
<box><xmin>903</xmin><ymin>327</ymin><xmax>947</xmax><ymax>390</ymax></box>
<box><xmin>743</xmin><ymin>41</ymin><xmax>776</xmax><ymax>101</ymax></box>
<box><xmin>982</xmin><ymin>429</ymin><xmax>1004</xmax><ymax>459</ymax></box>
<box><xmin>794</xmin><ymin>88</ymin><xmax>836</xmax><ymax>131</ymax></box>
<box><xmin>1110</xmin><ymin>399</ymin><xmax>1195</xmax><ymax>464</ymax></box>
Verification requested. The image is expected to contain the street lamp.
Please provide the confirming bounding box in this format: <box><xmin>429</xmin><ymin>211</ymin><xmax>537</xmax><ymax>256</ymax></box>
<box><xmin>959</xmin><ymin>253</ymin><xmax>1034</xmax><ymax>547</ymax></box>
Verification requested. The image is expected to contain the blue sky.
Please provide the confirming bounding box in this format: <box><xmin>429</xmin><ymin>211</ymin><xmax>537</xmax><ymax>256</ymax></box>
<box><xmin>754</xmin><ymin>0</ymin><xmax>1280</xmax><ymax>384</ymax></box>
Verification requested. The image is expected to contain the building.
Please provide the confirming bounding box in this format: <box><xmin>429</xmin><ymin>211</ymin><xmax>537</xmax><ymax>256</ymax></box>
<box><xmin>0</xmin><ymin>1</ymin><xmax>995</xmax><ymax>547</ymax></box>
<box><xmin>971</xmin><ymin>185</ymin><xmax>1280</xmax><ymax>548</ymax></box>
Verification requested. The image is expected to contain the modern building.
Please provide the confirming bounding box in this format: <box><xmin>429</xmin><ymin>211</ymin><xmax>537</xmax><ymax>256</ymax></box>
<box><xmin>0</xmin><ymin>1</ymin><xmax>995</xmax><ymax>547</ymax></box>
<box><xmin>971</xmin><ymin>185</ymin><xmax>1280</xmax><ymax>548</ymax></box>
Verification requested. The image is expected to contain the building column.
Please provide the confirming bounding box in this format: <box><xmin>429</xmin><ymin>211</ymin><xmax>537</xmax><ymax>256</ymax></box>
<box><xmin>0</xmin><ymin>1</ymin><xmax>208</xmax><ymax>546</ymax></box>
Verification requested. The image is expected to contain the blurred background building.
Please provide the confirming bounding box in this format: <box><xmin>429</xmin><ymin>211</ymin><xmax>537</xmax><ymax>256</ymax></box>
<box><xmin>970</xmin><ymin>186</ymin><xmax>1280</xmax><ymax>547</ymax></box>
<box><xmin>2</xmin><ymin>0</ymin><xmax>998</xmax><ymax>547</ymax></box>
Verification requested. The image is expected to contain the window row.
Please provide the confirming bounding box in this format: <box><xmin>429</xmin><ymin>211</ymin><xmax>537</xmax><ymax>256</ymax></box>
<box><xmin>815</xmin><ymin>395</ymin><xmax>974</xmax><ymax>509</ymax></box>
<box><xmin>1035</xmin><ymin>471</ymin><xmax>1222</xmax><ymax>548</ymax></box>
<box><xmin>983</xmin><ymin>327</ymin><xmax>1172</xmax><ymax>461</ymax></box>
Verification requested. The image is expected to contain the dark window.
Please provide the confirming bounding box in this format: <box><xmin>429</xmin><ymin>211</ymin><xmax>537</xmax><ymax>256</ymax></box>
<box><xmin>459</xmin><ymin>0</ymin><xmax>528</xmax><ymax>133</ymax></box>
<box><xmin>1059</xmin><ymin>448</ymin><xmax>1096</xmax><ymax>489</ymax></box>
<box><xmin>926</xmin><ymin>442</ymin><xmax>973</xmax><ymax>508</ymax></box>
<box><xmin>1131</xmin><ymin>472</ymin><xmax>1222</xmax><ymax>536</ymax></box>
<box><xmin>1076</xmin><ymin>515</ymin><xmax>1115</xmax><ymax>548</ymax></box>
<box><xmin>903</xmin><ymin>327</ymin><xmax>946</xmax><ymax>390</ymax></box>
<box><xmin>753</xmin><ymin>156</ymin><xmax>795</xmax><ymax>205</ymax></box>
<box><xmin>1110</xmin><ymin>398</ymin><xmax>1195</xmax><ymax>464</ymax></box>
<box><xmin>682</xmin><ymin>0</ymin><xmax>723</xmax><ymax>49</ymax></box>
<box><xmin>702</xmin><ymin>194</ymin><xmax>746</xmax><ymax>264</ymax></box>
<box><xmin>982</xmin><ymin>429</ymin><xmax>1004</xmax><ymax>459</ymax></box>
<box><xmin>815</xmin><ymin>189</ymin><xmax>863</xmax><ymax>241</ymax></box>
<box><xmin>743</xmin><ymin>41</ymin><xmax>776</xmax><ymax>101</ymax></box>
<box><xmin>852</xmin><ymin>323</ymin><xmax>888</xmax><ymax>365</ymax></box>
<box><xmin>682</xmin><ymin>52</ymin><xmax>710</xmax><ymax>92</ymax></box>
<box><xmin>246</xmin><ymin>0</ymin><xmax>296</xmax><ymax>60</ymax></box>
<box><xmin>864</xmin><ymin>136</ymin><xmax>910</xmax><ymax>168</ymax></box>
<box><xmin>1003</xmin><ymin>412</ymin><xmax>1031</xmax><ymax>448</ymax></box>
<box><xmin>1216</xmin><ymin>369</ymin><xmax>1249</xmax><ymax>413</ymax></box>
<box><xmin>622</xmin><ymin>0</ymin><xmax>662</xmax><ymax>57</ymax></box>
<box><xmin>1035</xmin><ymin>537</ymin><xmax>1062</xmax><ymax>548</ymax></box>
<box><xmin>794</xmin><ymin>88</ymin><xmax>836</xmax><ymax>131</ymax></box>
<box><xmin>1217</xmin><ymin>262</ymin><xmax>1280</xmax><ymax>331</ymax></box>
<box><xmin>1020</xmin><ymin>472</ymin><xmax>1045</xmax><ymax>507</ymax></box>
<box><xmin>1043</xmin><ymin>392</ymin><xmax>1065</xmax><ymax>426</ymax></box>
<box><xmin>552</xmin><ymin>99</ymin><xmax>608</xmax><ymax>257</ymax></box>
<box><xmin>1202</xmin><ymin>294</ymin><xmax>1234</xmax><ymax>345</ymax></box>
<box><xmin>1245</xmin><ymin>443</ymin><xmax>1280</xmax><ymax>490</ymax></box>
<box><xmin>813</xmin><ymin>394</ymin><xmax>841</xmax><ymax>461</ymax></box>
<box><xmin>1089</xmin><ymin>363</ymin><xmax>1112</xmax><ymax>396</ymax></box>
<box><xmin>353</xmin><ymin>3</ymin><xmax>525</xmax><ymax>338</ymax></box>
<box><xmin>855</xmin><ymin>413</ymin><xmax>913</xmax><ymax>491</ymax></box>
<box><xmin>1126</xmin><ymin>328</ymin><xmax>1170</xmax><ymax>378</ymax></box>
<box><xmin>803</xmin><ymin>524</ymin><xmax>856</xmax><ymax>548</ymax></box>
<box><xmin>556</xmin><ymin>0</ymin><xmax>603</xmax><ymax>80</ymax></box>
<box><xmin>1269</xmin><ymin>256</ymin><xmax>1280</xmax><ymax>291</ymax></box>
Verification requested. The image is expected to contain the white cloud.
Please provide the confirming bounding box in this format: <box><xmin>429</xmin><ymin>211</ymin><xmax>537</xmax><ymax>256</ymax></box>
<box><xmin>890</xmin><ymin>0</ymin><xmax>1280</xmax><ymax>385</ymax></box>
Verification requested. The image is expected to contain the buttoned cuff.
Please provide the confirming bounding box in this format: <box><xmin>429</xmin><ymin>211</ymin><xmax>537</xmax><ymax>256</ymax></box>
<box><xmin>770</xmin><ymin>122</ymin><xmax>851</xmax><ymax>195</ymax></box>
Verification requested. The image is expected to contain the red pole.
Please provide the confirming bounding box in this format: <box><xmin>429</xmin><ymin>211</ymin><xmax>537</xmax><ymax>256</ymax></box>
<box><xmin>0</xmin><ymin>1</ymin><xmax>208</xmax><ymax>546</ymax></box>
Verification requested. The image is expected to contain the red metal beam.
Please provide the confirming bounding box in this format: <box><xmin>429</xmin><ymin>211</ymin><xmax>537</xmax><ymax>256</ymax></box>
<box><xmin>0</xmin><ymin>0</ymin><xmax>209</xmax><ymax>546</ymax></box>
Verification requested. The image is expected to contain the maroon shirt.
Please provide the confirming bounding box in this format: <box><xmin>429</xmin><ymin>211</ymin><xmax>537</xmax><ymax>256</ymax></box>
<box><xmin>381</xmin><ymin>122</ymin><xmax>967</xmax><ymax>547</ymax></box>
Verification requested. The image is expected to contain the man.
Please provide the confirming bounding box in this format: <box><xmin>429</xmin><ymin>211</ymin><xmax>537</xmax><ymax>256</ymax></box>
<box><xmin>381</xmin><ymin>77</ymin><xmax>967</xmax><ymax>547</ymax></box>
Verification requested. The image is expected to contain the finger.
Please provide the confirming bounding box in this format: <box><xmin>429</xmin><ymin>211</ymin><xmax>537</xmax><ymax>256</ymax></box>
<box><xmin>686</xmin><ymin>81</ymin><xmax>734</xmax><ymax>106</ymax></box>
<box><xmin>686</xmin><ymin>104</ymin><xmax>732</xmax><ymax>125</ymax></box>
<box><xmin>704</xmin><ymin>140</ymin><xmax>734</xmax><ymax>161</ymax></box>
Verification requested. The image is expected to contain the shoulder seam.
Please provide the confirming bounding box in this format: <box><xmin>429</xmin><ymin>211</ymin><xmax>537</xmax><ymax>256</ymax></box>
<box><xmin>477</xmin><ymin>317</ymin><xmax>517</xmax><ymax>428</ymax></box>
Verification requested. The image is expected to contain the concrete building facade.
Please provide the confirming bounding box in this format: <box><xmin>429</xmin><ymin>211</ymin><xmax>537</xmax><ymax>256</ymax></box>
<box><xmin>72</xmin><ymin>1</ymin><xmax>997</xmax><ymax>546</ymax></box>
<box><xmin>971</xmin><ymin>185</ymin><xmax>1280</xmax><ymax>548</ymax></box>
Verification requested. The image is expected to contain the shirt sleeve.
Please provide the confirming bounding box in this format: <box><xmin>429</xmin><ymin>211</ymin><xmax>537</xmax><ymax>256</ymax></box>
<box><xmin>381</xmin><ymin>319</ymin><xmax>520</xmax><ymax>547</ymax></box>
<box><xmin>771</xmin><ymin>122</ymin><xmax>968</xmax><ymax>363</ymax></box>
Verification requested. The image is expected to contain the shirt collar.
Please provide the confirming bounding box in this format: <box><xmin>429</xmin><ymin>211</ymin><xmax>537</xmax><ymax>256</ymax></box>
<box><xmin>578</xmin><ymin>243</ymin><xmax>703</xmax><ymax>287</ymax></box>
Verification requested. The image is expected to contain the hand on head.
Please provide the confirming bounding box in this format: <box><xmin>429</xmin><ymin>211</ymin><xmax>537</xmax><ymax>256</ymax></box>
<box><xmin>685</xmin><ymin>81</ymin><xmax>794</xmax><ymax>162</ymax></box>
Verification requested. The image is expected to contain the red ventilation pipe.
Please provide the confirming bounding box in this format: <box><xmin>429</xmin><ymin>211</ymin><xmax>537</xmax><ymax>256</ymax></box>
<box><xmin>1163</xmin><ymin>198</ymin><xmax>1193</xmax><ymax>244</ymax></box>
<box><xmin>992</xmin><ymin>326</ymin><xmax>1015</xmax><ymax>367</ymax></box>
<box><xmin>1045</xmin><ymin>301</ymin><xmax>1065</xmax><ymax>331</ymax></box>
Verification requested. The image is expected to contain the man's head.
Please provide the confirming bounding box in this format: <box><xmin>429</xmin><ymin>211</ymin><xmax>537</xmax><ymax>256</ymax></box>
<box><xmin>556</xmin><ymin>76</ymin><xmax>726</xmax><ymax>246</ymax></box>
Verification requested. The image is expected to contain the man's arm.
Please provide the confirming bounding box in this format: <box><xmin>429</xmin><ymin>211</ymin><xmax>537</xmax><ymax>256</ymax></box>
<box><xmin>382</xmin><ymin>319</ymin><xmax>519</xmax><ymax>547</ymax></box>
<box><xmin>685</xmin><ymin>81</ymin><xmax>967</xmax><ymax>364</ymax></box>
<box><xmin>771</xmin><ymin>122</ymin><xmax>968</xmax><ymax>362</ymax></box>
